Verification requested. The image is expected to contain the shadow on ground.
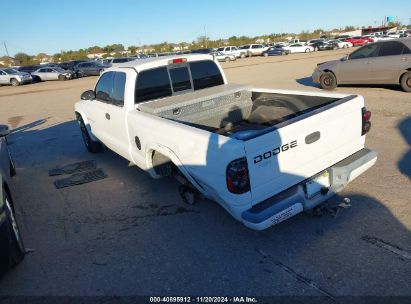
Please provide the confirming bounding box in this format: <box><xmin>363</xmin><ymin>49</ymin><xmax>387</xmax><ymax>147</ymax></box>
<box><xmin>398</xmin><ymin>116</ymin><xmax>411</xmax><ymax>179</ymax></box>
<box><xmin>0</xmin><ymin>119</ymin><xmax>410</xmax><ymax>297</ymax></box>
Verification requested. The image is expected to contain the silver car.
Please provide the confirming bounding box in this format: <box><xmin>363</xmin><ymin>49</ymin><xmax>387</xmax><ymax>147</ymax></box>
<box><xmin>0</xmin><ymin>125</ymin><xmax>25</xmax><ymax>275</ymax></box>
<box><xmin>0</xmin><ymin>68</ymin><xmax>32</xmax><ymax>86</ymax></box>
<box><xmin>312</xmin><ymin>38</ymin><xmax>411</xmax><ymax>92</ymax></box>
<box><xmin>31</xmin><ymin>67</ymin><xmax>74</xmax><ymax>81</ymax></box>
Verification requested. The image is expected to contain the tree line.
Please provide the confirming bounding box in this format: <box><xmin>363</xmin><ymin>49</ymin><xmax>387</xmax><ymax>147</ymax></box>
<box><xmin>12</xmin><ymin>22</ymin><xmax>410</xmax><ymax>66</ymax></box>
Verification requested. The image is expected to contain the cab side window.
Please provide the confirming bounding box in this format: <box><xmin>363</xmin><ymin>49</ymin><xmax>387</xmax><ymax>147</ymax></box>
<box><xmin>95</xmin><ymin>71</ymin><xmax>126</xmax><ymax>106</ymax></box>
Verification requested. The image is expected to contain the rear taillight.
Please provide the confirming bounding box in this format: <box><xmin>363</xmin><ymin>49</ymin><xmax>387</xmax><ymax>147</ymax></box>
<box><xmin>362</xmin><ymin>107</ymin><xmax>371</xmax><ymax>135</ymax></box>
<box><xmin>226</xmin><ymin>157</ymin><xmax>250</xmax><ymax>194</ymax></box>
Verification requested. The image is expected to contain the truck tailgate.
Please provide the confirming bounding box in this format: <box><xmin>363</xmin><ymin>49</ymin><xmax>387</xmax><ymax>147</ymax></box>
<box><xmin>244</xmin><ymin>95</ymin><xmax>365</xmax><ymax>205</ymax></box>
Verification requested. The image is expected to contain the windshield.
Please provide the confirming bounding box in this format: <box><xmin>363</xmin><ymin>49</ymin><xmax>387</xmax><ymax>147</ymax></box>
<box><xmin>4</xmin><ymin>68</ymin><xmax>19</xmax><ymax>74</ymax></box>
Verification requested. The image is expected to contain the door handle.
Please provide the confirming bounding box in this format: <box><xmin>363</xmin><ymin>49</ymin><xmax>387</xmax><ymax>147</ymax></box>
<box><xmin>105</xmin><ymin>113</ymin><xmax>110</xmax><ymax>120</ymax></box>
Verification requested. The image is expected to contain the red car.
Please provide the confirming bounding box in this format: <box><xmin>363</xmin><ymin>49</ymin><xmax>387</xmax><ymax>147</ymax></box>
<box><xmin>345</xmin><ymin>36</ymin><xmax>371</xmax><ymax>46</ymax></box>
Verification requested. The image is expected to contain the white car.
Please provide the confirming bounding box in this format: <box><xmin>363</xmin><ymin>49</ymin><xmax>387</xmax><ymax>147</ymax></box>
<box><xmin>211</xmin><ymin>51</ymin><xmax>236</xmax><ymax>62</ymax></box>
<box><xmin>387</xmin><ymin>32</ymin><xmax>401</xmax><ymax>39</ymax></box>
<box><xmin>31</xmin><ymin>67</ymin><xmax>74</xmax><ymax>81</ymax></box>
<box><xmin>239</xmin><ymin>44</ymin><xmax>269</xmax><ymax>57</ymax></box>
<box><xmin>217</xmin><ymin>46</ymin><xmax>246</xmax><ymax>58</ymax></box>
<box><xmin>283</xmin><ymin>43</ymin><xmax>314</xmax><ymax>53</ymax></box>
<box><xmin>329</xmin><ymin>40</ymin><xmax>353</xmax><ymax>48</ymax></box>
<box><xmin>75</xmin><ymin>54</ymin><xmax>377</xmax><ymax>230</ymax></box>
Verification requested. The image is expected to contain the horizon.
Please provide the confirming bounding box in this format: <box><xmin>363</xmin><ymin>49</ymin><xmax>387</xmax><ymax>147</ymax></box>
<box><xmin>1</xmin><ymin>0</ymin><xmax>410</xmax><ymax>57</ymax></box>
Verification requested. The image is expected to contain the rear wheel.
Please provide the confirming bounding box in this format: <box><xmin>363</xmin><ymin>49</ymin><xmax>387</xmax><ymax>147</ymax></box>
<box><xmin>400</xmin><ymin>72</ymin><xmax>411</xmax><ymax>92</ymax></box>
<box><xmin>320</xmin><ymin>72</ymin><xmax>337</xmax><ymax>90</ymax></box>
<box><xmin>58</xmin><ymin>74</ymin><xmax>66</xmax><ymax>81</ymax></box>
<box><xmin>77</xmin><ymin>115</ymin><xmax>102</xmax><ymax>153</ymax></box>
<box><xmin>0</xmin><ymin>189</ymin><xmax>25</xmax><ymax>275</ymax></box>
<box><xmin>10</xmin><ymin>78</ymin><xmax>19</xmax><ymax>86</ymax></box>
<box><xmin>305</xmin><ymin>48</ymin><xmax>311</xmax><ymax>53</ymax></box>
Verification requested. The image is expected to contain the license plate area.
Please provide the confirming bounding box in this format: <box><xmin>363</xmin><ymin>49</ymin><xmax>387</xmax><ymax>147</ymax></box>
<box><xmin>305</xmin><ymin>171</ymin><xmax>330</xmax><ymax>199</ymax></box>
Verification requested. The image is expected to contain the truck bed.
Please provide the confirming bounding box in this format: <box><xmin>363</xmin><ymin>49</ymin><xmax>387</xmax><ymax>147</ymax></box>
<box><xmin>137</xmin><ymin>84</ymin><xmax>345</xmax><ymax>140</ymax></box>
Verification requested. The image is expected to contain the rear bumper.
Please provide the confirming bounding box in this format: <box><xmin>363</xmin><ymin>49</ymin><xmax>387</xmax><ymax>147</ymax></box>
<box><xmin>241</xmin><ymin>148</ymin><xmax>377</xmax><ymax>230</ymax></box>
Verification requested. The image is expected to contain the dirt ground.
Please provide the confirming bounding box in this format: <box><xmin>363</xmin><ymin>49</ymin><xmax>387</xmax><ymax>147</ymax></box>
<box><xmin>0</xmin><ymin>49</ymin><xmax>410</xmax><ymax>298</ymax></box>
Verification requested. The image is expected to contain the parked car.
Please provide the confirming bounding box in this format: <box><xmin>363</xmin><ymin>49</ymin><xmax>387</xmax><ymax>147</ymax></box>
<box><xmin>239</xmin><ymin>44</ymin><xmax>269</xmax><ymax>57</ymax></box>
<box><xmin>311</xmin><ymin>41</ymin><xmax>339</xmax><ymax>51</ymax></box>
<box><xmin>262</xmin><ymin>46</ymin><xmax>290</xmax><ymax>56</ymax></box>
<box><xmin>190</xmin><ymin>48</ymin><xmax>214</xmax><ymax>55</ymax></box>
<box><xmin>31</xmin><ymin>67</ymin><xmax>74</xmax><ymax>81</ymax></box>
<box><xmin>17</xmin><ymin>65</ymin><xmax>42</xmax><ymax>74</ymax></box>
<box><xmin>0</xmin><ymin>68</ymin><xmax>32</xmax><ymax>86</ymax></box>
<box><xmin>328</xmin><ymin>39</ymin><xmax>353</xmax><ymax>49</ymax></box>
<box><xmin>312</xmin><ymin>39</ymin><xmax>411</xmax><ymax>92</ymax></box>
<box><xmin>0</xmin><ymin>124</ymin><xmax>25</xmax><ymax>276</ymax></box>
<box><xmin>217</xmin><ymin>46</ymin><xmax>246</xmax><ymax>58</ymax></box>
<box><xmin>387</xmin><ymin>32</ymin><xmax>401</xmax><ymax>39</ymax></box>
<box><xmin>74</xmin><ymin>61</ymin><xmax>110</xmax><ymax>76</ymax></box>
<box><xmin>345</xmin><ymin>37</ymin><xmax>370</xmax><ymax>46</ymax></box>
<box><xmin>75</xmin><ymin>54</ymin><xmax>376</xmax><ymax>230</ymax></box>
<box><xmin>211</xmin><ymin>51</ymin><xmax>236</xmax><ymax>62</ymax></box>
<box><xmin>58</xmin><ymin>60</ymin><xmax>89</xmax><ymax>72</ymax></box>
<box><xmin>107</xmin><ymin>57</ymin><xmax>136</xmax><ymax>66</ymax></box>
<box><xmin>283</xmin><ymin>43</ymin><xmax>314</xmax><ymax>53</ymax></box>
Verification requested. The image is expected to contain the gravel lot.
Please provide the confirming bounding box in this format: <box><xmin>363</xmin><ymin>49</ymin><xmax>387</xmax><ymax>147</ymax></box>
<box><xmin>0</xmin><ymin>49</ymin><xmax>410</xmax><ymax>297</ymax></box>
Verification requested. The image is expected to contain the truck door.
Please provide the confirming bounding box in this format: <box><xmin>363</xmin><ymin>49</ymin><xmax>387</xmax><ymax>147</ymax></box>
<box><xmin>93</xmin><ymin>71</ymin><xmax>130</xmax><ymax>159</ymax></box>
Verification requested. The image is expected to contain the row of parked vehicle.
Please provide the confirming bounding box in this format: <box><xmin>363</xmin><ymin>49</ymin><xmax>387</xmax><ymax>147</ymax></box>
<box><xmin>0</xmin><ymin>56</ymin><xmax>146</xmax><ymax>87</ymax></box>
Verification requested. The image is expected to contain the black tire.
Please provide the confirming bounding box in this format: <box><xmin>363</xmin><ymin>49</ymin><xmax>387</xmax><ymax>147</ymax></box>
<box><xmin>58</xmin><ymin>74</ymin><xmax>66</xmax><ymax>81</ymax></box>
<box><xmin>400</xmin><ymin>72</ymin><xmax>411</xmax><ymax>92</ymax></box>
<box><xmin>305</xmin><ymin>48</ymin><xmax>311</xmax><ymax>53</ymax></box>
<box><xmin>320</xmin><ymin>72</ymin><xmax>338</xmax><ymax>90</ymax></box>
<box><xmin>77</xmin><ymin>115</ymin><xmax>102</xmax><ymax>153</ymax></box>
<box><xmin>0</xmin><ymin>189</ymin><xmax>25</xmax><ymax>275</ymax></box>
<box><xmin>10</xmin><ymin>78</ymin><xmax>19</xmax><ymax>86</ymax></box>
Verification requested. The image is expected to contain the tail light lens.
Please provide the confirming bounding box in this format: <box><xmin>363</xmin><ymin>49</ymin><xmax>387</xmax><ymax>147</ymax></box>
<box><xmin>362</xmin><ymin>107</ymin><xmax>371</xmax><ymax>135</ymax></box>
<box><xmin>226</xmin><ymin>157</ymin><xmax>250</xmax><ymax>194</ymax></box>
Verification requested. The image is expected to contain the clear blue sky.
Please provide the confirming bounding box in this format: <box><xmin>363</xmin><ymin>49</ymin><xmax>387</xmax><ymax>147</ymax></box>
<box><xmin>1</xmin><ymin>0</ymin><xmax>410</xmax><ymax>56</ymax></box>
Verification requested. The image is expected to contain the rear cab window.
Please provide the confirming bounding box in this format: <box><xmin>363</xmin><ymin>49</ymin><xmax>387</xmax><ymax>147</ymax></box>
<box><xmin>135</xmin><ymin>60</ymin><xmax>224</xmax><ymax>104</ymax></box>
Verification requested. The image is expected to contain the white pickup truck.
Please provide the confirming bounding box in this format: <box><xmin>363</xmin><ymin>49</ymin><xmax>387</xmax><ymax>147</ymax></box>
<box><xmin>74</xmin><ymin>54</ymin><xmax>377</xmax><ymax>230</ymax></box>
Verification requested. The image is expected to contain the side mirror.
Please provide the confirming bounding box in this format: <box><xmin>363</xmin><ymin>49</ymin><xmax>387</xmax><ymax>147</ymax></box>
<box><xmin>0</xmin><ymin>124</ymin><xmax>10</xmax><ymax>137</ymax></box>
<box><xmin>341</xmin><ymin>55</ymin><xmax>349</xmax><ymax>62</ymax></box>
<box><xmin>81</xmin><ymin>90</ymin><xmax>95</xmax><ymax>100</ymax></box>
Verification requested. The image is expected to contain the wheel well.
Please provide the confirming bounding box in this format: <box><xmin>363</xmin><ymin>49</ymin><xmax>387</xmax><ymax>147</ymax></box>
<box><xmin>151</xmin><ymin>151</ymin><xmax>175</xmax><ymax>177</ymax></box>
<box><xmin>399</xmin><ymin>70</ymin><xmax>411</xmax><ymax>83</ymax></box>
<box><xmin>9</xmin><ymin>78</ymin><xmax>17</xmax><ymax>83</ymax></box>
